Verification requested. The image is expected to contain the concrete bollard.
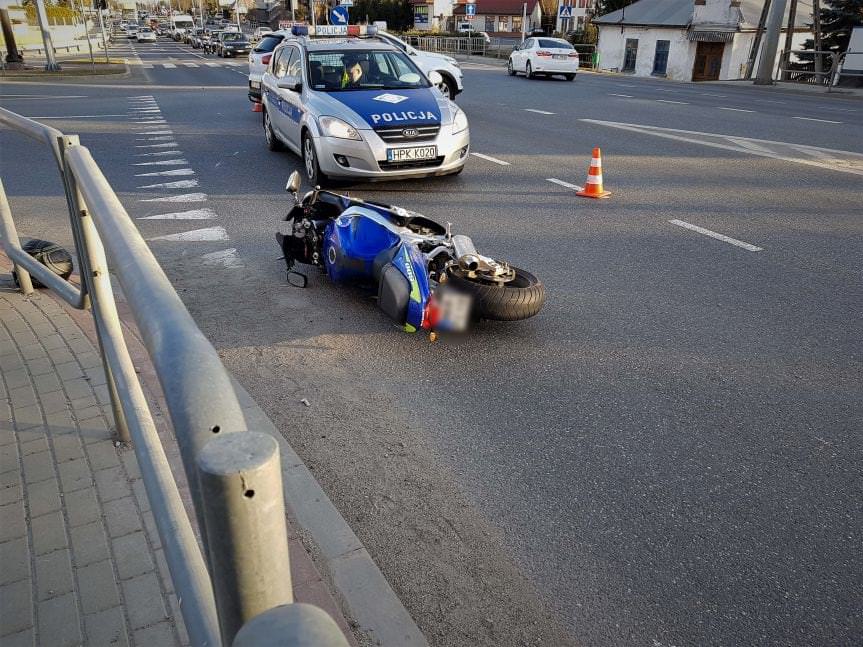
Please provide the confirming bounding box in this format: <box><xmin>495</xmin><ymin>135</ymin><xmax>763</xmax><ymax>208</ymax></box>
<box><xmin>197</xmin><ymin>431</ymin><xmax>293</xmax><ymax>645</ymax></box>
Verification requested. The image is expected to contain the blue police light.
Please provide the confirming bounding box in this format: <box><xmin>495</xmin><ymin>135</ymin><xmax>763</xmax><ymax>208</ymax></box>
<box><xmin>291</xmin><ymin>25</ymin><xmax>308</xmax><ymax>36</ymax></box>
<box><xmin>365</xmin><ymin>25</ymin><xmax>378</xmax><ymax>36</ymax></box>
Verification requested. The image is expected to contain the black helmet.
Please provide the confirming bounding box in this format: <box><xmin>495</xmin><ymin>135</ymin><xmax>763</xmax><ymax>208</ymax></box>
<box><xmin>12</xmin><ymin>239</ymin><xmax>74</xmax><ymax>289</ymax></box>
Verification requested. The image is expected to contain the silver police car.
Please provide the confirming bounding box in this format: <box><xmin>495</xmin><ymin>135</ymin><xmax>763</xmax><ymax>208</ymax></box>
<box><xmin>260</xmin><ymin>26</ymin><xmax>469</xmax><ymax>184</ymax></box>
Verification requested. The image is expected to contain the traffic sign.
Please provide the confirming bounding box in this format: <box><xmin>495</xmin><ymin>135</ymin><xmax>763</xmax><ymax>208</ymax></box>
<box><xmin>558</xmin><ymin>4</ymin><xmax>573</xmax><ymax>18</ymax></box>
<box><xmin>330</xmin><ymin>5</ymin><xmax>349</xmax><ymax>25</ymax></box>
<box><xmin>339</xmin><ymin>0</ymin><xmax>353</xmax><ymax>6</ymax></box>
<box><xmin>465</xmin><ymin>3</ymin><xmax>476</xmax><ymax>16</ymax></box>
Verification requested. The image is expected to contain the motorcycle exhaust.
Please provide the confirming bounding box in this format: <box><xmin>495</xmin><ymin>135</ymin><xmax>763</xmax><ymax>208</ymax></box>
<box><xmin>451</xmin><ymin>235</ymin><xmax>480</xmax><ymax>272</ymax></box>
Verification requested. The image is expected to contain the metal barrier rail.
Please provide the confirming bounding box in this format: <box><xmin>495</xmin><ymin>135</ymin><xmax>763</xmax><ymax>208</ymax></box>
<box><xmin>0</xmin><ymin>108</ymin><xmax>349</xmax><ymax>647</ymax></box>
<box><xmin>776</xmin><ymin>49</ymin><xmax>863</xmax><ymax>92</ymax></box>
<box><xmin>405</xmin><ymin>35</ymin><xmax>597</xmax><ymax>68</ymax></box>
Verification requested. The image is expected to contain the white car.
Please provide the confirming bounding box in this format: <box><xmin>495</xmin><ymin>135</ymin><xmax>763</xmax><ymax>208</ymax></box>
<box><xmin>126</xmin><ymin>24</ymin><xmax>140</xmax><ymax>39</ymax></box>
<box><xmin>136</xmin><ymin>27</ymin><xmax>156</xmax><ymax>42</ymax></box>
<box><xmin>378</xmin><ymin>31</ymin><xmax>464</xmax><ymax>99</ymax></box>
<box><xmin>508</xmin><ymin>37</ymin><xmax>579</xmax><ymax>81</ymax></box>
<box><xmin>248</xmin><ymin>31</ymin><xmax>287</xmax><ymax>103</ymax></box>
<box><xmin>253</xmin><ymin>26</ymin><xmax>273</xmax><ymax>42</ymax></box>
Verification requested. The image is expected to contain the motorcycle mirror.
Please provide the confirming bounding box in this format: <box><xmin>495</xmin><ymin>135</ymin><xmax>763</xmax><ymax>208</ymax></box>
<box><xmin>285</xmin><ymin>171</ymin><xmax>301</xmax><ymax>194</ymax></box>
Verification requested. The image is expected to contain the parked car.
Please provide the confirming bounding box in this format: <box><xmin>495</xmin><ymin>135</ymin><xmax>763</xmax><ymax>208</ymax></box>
<box><xmin>507</xmin><ymin>37</ymin><xmax>579</xmax><ymax>81</ymax></box>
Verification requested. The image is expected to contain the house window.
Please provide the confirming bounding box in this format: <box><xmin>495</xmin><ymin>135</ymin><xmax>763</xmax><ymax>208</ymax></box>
<box><xmin>652</xmin><ymin>40</ymin><xmax>669</xmax><ymax>75</ymax></box>
<box><xmin>485</xmin><ymin>16</ymin><xmax>494</xmax><ymax>31</ymax></box>
<box><xmin>498</xmin><ymin>16</ymin><xmax>510</xmax><ymax>32</ymax></box>
<box><xmin>512</xmin><ymin>16</ymin><xmax>522</xmax><ymax>33</ymax></box>
<box><xmin>623</xmin><ymin>38</ymin><xmax>638</xmax><ymax>72</ymax></box>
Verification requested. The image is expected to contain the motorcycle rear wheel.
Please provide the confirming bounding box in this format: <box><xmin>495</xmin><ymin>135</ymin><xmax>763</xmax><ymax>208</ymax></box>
<box><xmin>447</xmin><ymin>266</ymin><xmax>545</xmax><ymax>321</ymax></box>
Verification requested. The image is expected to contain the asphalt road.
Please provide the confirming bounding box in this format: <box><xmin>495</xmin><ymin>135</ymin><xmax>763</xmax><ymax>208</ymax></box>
<box><xmin>2</xmin><ymin>37</ymin><xmax>862</xmax><ymax>646</ymax></box>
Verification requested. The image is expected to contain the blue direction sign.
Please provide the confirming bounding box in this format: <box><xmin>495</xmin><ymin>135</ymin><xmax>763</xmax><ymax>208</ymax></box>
<box><xmin>330</xmin><ymin>5</ymin><xmax>349</xmax><ymax>25</ymax></box>
<box><xmin>465</xmin><ymin>3</ymin><xmax>476</xmax><ymax>15</ymax></box>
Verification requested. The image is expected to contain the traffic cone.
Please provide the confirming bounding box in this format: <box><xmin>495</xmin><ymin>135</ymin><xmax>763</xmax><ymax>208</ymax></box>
<box><xmin>251</xmin><ymin>102</ymin><xmax>263</xmax><ymax>113</ymax></box>
<box><xmin>576</xmin><ymin>147</ymin><xmax>611</xmax><ymax>199</ymax></box>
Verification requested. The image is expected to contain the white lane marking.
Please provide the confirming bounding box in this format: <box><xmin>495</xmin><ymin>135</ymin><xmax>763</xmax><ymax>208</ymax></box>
<box><xmin>182</xmin><ymin>62</ymin><xmax>199</xmax><ymax>68</ymax></box>
<box><xmin>133</xmin><ymin>120</ymin><xmax>167</xmax><ymax>125</ymax></box>
<box><xmin>148</xmin><ymin>226</ymin><xmax>228</xmax><ymax>242</ymax></box>
<box><xmin>142</xmin><ymin>64</ymin><xmax>154</xmax><ymax>69</ymax></box>
<box><xmin>471</xmin><ymin>152</ymin><xmax>510</xmax><ymax>166</ymax></box>
<box><xmin>135</xmin><ymin>168</ymin><xmax>195</xmax><ymax>177</ymax></box>
<box><xmin>129</xmin><ymin>107</ymin><xmax>161</xmax><ymax>112</ymax></box>
<box><xmin>700</xmin><ymin>92</ymin><xmax>728</xmax><ymax>97</ymax></box>
<box><xmin>546</xmin><ymin>178</ymin><xmax>584</xmax><ymax>191</ymax></box>
<box><xmin>138</xmin><ymin>208</ymin><xmax>216</xmax><ymax>220</ymax></box>
<box><xmin>609</xmin><ymin>93</ymin><xmax>633</xmax><ymax>98</ymax></box>
<box><xmin>1</xmin><ymin>95</ymin><xmax>88</xmax><ymax>99</ymax></box>
<box><xmin>669</xmin><ymin>219</ymin><xmax>763</xmax><ymax>252</ymax></box>
<box><xmin>201</xmin><ymin>248</ymin><xmax>244</xmax><ymax>269</ymax></box>
<box><xmin>204</xmin><ymin>62</ymin><xmax>220</xmax><ymax>67</ymax></box>
<box><xmin>135</xmin><ymin>142</ymin><xmax>179</xmax><ymax>148</ymax></box>
<box><xmin>24</xmin><ymin>114</ymin><xmax>128</xmax><ymax>119</ymax></box>
<box><xmin>580</xmin><ymin>119</ymin><xmax>863</xmax><ymax>177</ymax></box>
<box><xmin>133</xmin><ymin>159</ymin><xmax>188</xmax><ymax>166</ymax></box>
<box><xmin>162</xmin><ymin>63</ymin><xmax>177</xmax><ymax>69</ymax></box>
<box><xmin>718</xmin><ymin>107</ymin><xmax>755</xmax><ymax>113</ymax></box>
<box><xmin>138</xmin><ymin>179</ymin><xmax>199</xmax><ymax>189</ymax></box>
<box><xmin>792</xmin><ymin>116</ymin><xmax>842</xmax><ymax>124</ymax></box>
<box><xmin>135</xmin><ymin>130</ymin><xmax>172</xmax><ymax>135</ymax></box>
<box><xmin>136</xmin><ymin>135</ymin><xmax>174</xmax><ymax>141</ymax></box>
<box><xmin>524</xmin><ymin>108</ymin><xmax>555</xmax><ymax>115</ymax></box>
<box><xmin>656</xmin><ymin>99</ymin><xmax>689</xmax><ymax>105</ymax></box>
<box><xmin>140</xmin><ymin>193</ymin><xmax>207</xmax><ymax>203</ymax></box>
<box><xmin>616</xmin><ymin>83</ymin><xmax>637</xmax><ymax>87</ymax></box>
<box><xmin>135</xmin><ymin>150</ymin><xmax>181</xmax><ymax>157</ymax></box>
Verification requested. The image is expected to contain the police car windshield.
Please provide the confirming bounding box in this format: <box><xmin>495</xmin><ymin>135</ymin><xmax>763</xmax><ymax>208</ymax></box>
<box><xmin>307</xmin><ymin>50</ymin><xmax>430</xmax><ymax>92</ymax></box>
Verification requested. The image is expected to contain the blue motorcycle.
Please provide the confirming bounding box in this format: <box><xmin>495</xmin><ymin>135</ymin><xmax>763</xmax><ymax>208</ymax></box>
<box><xmin>276</xmin><ymin>172</ymin><xmax>545</xmax><ymax>337</ymax></box>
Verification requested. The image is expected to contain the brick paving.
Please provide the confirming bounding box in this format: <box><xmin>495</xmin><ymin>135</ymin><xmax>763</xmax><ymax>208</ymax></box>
<box><xmin>0</xmin><ymin>287</ymin><xmax>185</xmax><ymax>647</ymax></box>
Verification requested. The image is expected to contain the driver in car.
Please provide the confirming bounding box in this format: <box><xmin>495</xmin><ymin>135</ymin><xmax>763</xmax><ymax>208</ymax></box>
<box><xmin>340</xmin><ymin>55</ymin><xmax>365</xmax><ymax>88</ymax></box>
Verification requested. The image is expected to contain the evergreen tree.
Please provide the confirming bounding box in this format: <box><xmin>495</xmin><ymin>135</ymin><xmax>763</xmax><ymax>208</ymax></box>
<box><xmin>594</xmin><ymin>0</ymin><xmax>637</xmax><ymax>15</ymax></box>
<box><xmin>812</xmin><ymin>0</ymin><xmax>863</xmax><ymax>53</ymax></box>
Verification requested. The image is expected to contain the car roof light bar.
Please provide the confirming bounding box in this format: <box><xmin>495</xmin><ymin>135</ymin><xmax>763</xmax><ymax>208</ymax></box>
<box><xmin>299</xmin><ymin>25</ymin><xmax>378</xmax><ymax>38</ymax></box>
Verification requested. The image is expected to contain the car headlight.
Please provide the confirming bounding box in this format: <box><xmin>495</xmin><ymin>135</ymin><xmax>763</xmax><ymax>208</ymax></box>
<box><xmin>451</xmin><ymin>108</ymin><xmax>468</xmax><ymax>135</ymax></box>
<box><xmin>319</xmin><ymin>116</ymin><xmax>362</xmax><ymax>141</ymax></box>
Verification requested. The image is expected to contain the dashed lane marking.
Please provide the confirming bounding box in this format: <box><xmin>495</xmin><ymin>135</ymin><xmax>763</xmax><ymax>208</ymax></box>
<box><xmin>135</xmin><ymin>130</ymin><xmax>172</xmax><ymax>135</ymax></box>
<box><xmin>136</xmin><ymin>136</ymin><xmax>175</xmax><ymax>141</ymax></box>
<box><xmin>201</xmin><ymin>248</ymin><xmax>244</xmax><ymax>268</ymax></box>
<box><xmin>546</xmin><ymin>178</ymin><xmax>584</xmax><ymax>191</ymax></box>
<box><xmin>135</xmin><ymin>168</ymin><xmax>195</xmax><ymax>177</ymax></box>
<box><xmin>656</xmin><ymin>99</ymin><xmax>689</xmax><ymax>105</ymax></box>
<box><xmin>792</xmin><ymin>116</ymin><xmax>842</xmax><ymax>124</ymax></box>
<box><xmin>140</xmin><ymin>193</ymin><xmax>207</xmax><ymax>203</ymax></box>
<box><xmin>609</xmin><ymin>93</ymin><xmax>633</xmax><ymax>98</ymax></box>
<box><xmin>133</xmin><ymin>159</ymin><xmax>189</xmax><ymax>167</ymax></box>
<box><xmin>471</xmin><ymin>152</ymin><xmax>510</xmax><ymax>166</ymax></box>
<box><xmin>182</xmin><ymin>62</ymin><xmax>199</xmax><ymax>67</ymax></box>
<box><xmin>138</xmin><ymin>179</ymin><xmax>199</xmax><ymax>189</ymax></box>
<box><xmin>136</xmin><ymin>150</ymin><xmax>183</xmax><ymax>157</ymax></box>
<box><xmin>135</xmin><ymin>142</ymin><xmax>179</xmax><ymax>148</ymax></box>
<box><xmin>163</xmin><ymin>63</ymin><xmax>176</xmax><ymax>68</ymax></box>
<box><xmin>138</xmin><ymin>208</ymin><xmax>216</xmax><ymax>220</ymax></box>
<box><xmin>669</xmin><ymin>219</ymin><xmax>763</xmax><ymax>252</ymax></box>
<box><xmin>148</xmin><ymin>226</ymin><xmax>228</xmax><ymax>242</ymax></box>
<box><xmin>524</xmin><ymin>108</ymin><xmax>555</xmax><ymax>115</ymax></box>
<box><xmin>718</xmin><ymin>107</ymin><xmax>756</xmax><ymax>113</ymax></box>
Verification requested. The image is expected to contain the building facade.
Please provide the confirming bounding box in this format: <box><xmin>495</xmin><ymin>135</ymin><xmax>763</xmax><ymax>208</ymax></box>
<box><xmin>449</xmin><ymin>0</ymin><xmax>543</xmax><ymax>34</ymax></box>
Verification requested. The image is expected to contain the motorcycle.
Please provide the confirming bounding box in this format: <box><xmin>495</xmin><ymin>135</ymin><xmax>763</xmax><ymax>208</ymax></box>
<box><xmin>276</xmin><ymin>172</ymin><xmax>545</xmax><ymax>337</ymax></box>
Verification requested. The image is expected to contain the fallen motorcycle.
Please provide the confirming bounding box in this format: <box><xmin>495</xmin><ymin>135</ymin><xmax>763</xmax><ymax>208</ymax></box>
<box><xmin>276</xmin><ymin>171</ymin><xmax>545</xmax><ymax>336</ymax></box>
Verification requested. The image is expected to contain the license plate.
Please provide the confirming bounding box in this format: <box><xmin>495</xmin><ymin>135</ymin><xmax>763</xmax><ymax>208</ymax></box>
<box><xmin>436</xmin><ymin>287</ymin><xmax>472</xmax><ymax>332</ymax></box>
<box><xmin>553</xmin><ymin>54</ymin><xmax>567</xmax><ymax>60</ymax></box>
<box><xmin>387</xmin><ymin>146</ymin><xmax>437</xmax><ymax>162</ymax></box>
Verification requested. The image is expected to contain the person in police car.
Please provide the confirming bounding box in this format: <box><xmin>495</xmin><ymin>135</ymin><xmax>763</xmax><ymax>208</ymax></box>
<box><xmin>341</xmin><ymin>55</ymin><xmax>365</xmax><ymax>89</ymax></box>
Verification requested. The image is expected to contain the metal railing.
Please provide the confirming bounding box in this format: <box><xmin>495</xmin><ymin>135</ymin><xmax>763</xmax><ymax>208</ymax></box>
<box><xmin>0</xmin><ymin>109</ymin><xmax>349</xmax><ymax>647</ymax></box>
<box><xmin>777</xmin><ymin>49</ymin><xmax>863</xmax><ymax>92</ymax></box>
<box><xmin>404</xmin><ymin>35</ymin><xmax>597</xmax><ymax>68</ymax></box>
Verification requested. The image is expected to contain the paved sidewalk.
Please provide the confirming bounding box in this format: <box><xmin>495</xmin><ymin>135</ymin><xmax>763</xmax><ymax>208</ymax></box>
<box><xmin>0</xmin><ymin>286</ymin><xmax>186</xmax><ymax>646</ymax></box>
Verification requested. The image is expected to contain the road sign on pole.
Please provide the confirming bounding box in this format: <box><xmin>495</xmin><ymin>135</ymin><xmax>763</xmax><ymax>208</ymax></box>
<box><xmin>465</xmin><ymin>3</ymin><xmax>476</xmax><ymax>16</ymax></box>
<box><xmin>330</xmin><ymin>4</ymin><xmax>348</xmax><ymax>25</ymax></box>
<box><xmin>558</xmin><ymin>3</ymin><xmax>573</xmax><ymax>18</ymax></box>
<box><xmin>339</xmin><ymin>0</ymin><xmax>354</xmax><ymax>6</ymax></box>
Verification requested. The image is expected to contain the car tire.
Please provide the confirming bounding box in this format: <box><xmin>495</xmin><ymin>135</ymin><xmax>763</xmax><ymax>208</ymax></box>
<box><xmin>446</xmin><ymin>266</ymin><xmax>545</xmax><ymax>321</ymax></box>
<box><xmin>526</xmin><ymin>61</ymin><xmax>534</xmax><ymax>79</ymax></box>
<box><xmin>507</xmin><ymin>58</ymin><xmax>515</xmax><ymax>76</ymax></box>
<box><xmin>438</xmin><ymin>75</ymin><xmax>456</xmax><ymax>100</ymax></box>
<box><xmin>302</xmin><ymin>132</ymin><xmax>328</xmax><ymax>186</ymax></box>
<box><xmin>565</xmin><ymin>73</ymin><xmax>576</xmax><ymax>81</ymax></box>
<box><xmin>264</xmin><ymin>110</ymin><xmax>283</xmax><ymax>152</ymax></box>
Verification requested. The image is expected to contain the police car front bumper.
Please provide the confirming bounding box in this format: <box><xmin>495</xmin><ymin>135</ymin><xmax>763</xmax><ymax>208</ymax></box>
<box><xmin>315</xmin><ymin>127</ymin><xmax>470</xmax><ymax>180</ymax></box>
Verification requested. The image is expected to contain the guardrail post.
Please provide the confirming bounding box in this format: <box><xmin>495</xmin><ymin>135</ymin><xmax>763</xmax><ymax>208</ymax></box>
<box><xmin>233</xmin><ymin>604</ymin><xmax>350</xmax><ymax>647</ymax></box>
<box><xmin>197</xmin><ymin>432</ymin><xmax>293</xmax><ymax>645</ymax></box>
<box><xmin>0</xmin><ymin>181</ymin><xmax>35</xmax><ymax>295</ymax></box>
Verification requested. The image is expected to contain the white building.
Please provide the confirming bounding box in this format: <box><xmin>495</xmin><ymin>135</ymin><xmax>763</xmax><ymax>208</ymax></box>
<box><xmin>594</xmin><ymin>0</ymin><xmax>813</xmax><ymax>82</ymax></box>
<box><xmin>410</xmin><ymin>0</ymin><xmax>457</xmax><ymax>31</ymax></box>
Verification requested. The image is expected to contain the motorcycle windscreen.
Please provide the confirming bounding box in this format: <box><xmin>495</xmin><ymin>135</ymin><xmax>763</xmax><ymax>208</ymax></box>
<box><xmin>377</xmin><ymin>263</ymin><xmax>410</xmax><ymax>325</ymax></box>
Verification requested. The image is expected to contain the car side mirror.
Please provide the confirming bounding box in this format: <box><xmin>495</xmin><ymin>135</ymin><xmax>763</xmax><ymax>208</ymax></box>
<box><xmin>512</xmin><ymin>45</ymin><xmax>519</xmax><ymax>51</ymax></box>
<box><xmin>277</xmin><ymin>76</ymin><xmax>302</xmax><ymax>92</ymax></box>
<box><xmin>286</xmin><ymin>171</ymin><xmax>301</xmax><ymax>198</ymax></box>
<box><xmin>428</xmin><ymin>70</ymin><xmax>443</xmax><ymax>87</ymax></box>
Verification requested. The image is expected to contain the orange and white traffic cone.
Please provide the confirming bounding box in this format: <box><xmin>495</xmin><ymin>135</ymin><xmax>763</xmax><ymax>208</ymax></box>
<box><xmin>251</xmin><ymin>102</ymin><xmax>263</xmax><ymax>113</ymax></box>
<box><xmin>576</xmin><ymin>147</ymin><xmax>611</xmax><ymax>199</ymax></box>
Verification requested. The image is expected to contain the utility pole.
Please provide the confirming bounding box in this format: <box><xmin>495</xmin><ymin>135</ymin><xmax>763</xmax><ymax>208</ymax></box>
<box><xmin>96</xmin><ymin>2</ymin><xmax>110</xmax><ymax>63</ymax></box>
<box><xmin>780</xmin><ymin>0</ymin><xmax>798</xmax><ymax>80</ymax></box>
<box><xmin>34</xmin><ymin>0</ymin><xmax>60</xmax><ymax>71</ymax></box>
<box><xmin>744</xmin><ymin>0</ymin><xmax>771</xmax><ymax>79</ymax></box>
<box><xmin>754</xmin><ymin>0</ymin><xmax>787</xmax><ymax>84</ymax></box>
<box><xmin>1</xmin><ymin>7</ymin><xmax>24</xmax><ymax>66</ymax></box>
<box><xmin>521</xmin><ymin>2</ymin><xmax>526</xmax><ymax>42</ymax></box>
<box><xmin>812</xmin><ymin>0</ymin><xmax>823</xmax><ymax>82</ymax></box>
<box><xmin>71</xmin><ymin>0</ymin><xmax>96</xmax><ymax>69</ymax></box>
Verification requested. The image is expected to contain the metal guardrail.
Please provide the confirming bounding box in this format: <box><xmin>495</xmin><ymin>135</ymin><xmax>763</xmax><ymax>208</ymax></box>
<box><xmin>405</xmin><ymin>35</ymin><xmax>596</xmax><ymax>69</ymax></box>
<box><xmin>777</xmin><ymin>49</ymin><xmax>863</xmax><ymax>92</ymax></box>
<box><xmin>0</xmin><ymin>108</ymin><xmax>349</xmax><ymax>647</ymax></box>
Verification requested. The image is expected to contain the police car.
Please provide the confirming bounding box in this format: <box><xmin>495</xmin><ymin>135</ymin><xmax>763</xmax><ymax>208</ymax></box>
<box><xmin>260</xmin><ymin>25</ymin><xmax>469</xmax><ymax>184</ymax></box>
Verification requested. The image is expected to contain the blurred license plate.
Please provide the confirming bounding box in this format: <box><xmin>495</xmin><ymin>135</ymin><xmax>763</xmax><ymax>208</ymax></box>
<box><xmin>387</xmin><ymin>146</ymin><xmax>437</xmax><ymax>162</ymax></box>
<box><xmin>437</xmin><ymin>288</ymin><xmax>472</xmax><ymax>332</ymax></box>
<box><xmin>553</xmin><ymin>54</ymin><xmax>567</xmax><ymax>60</ymax></box>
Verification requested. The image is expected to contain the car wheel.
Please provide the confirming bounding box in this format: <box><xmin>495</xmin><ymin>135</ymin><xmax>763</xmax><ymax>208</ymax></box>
<box><xmin>302</xmin><ymin>132</ymin><xmax>328</xmax><ymax>186</ymax></box>
<box><xmin>437</xmin><ymin>76</ymin><xmax>456</xmax><ymax>100</ymax></box>
<box><xmin>565</xmin><ymin>73</ymin><xmax>576</xmax><ymax>81</ymax></box>
<box><xmin>264</xmin><ymin>110</ymin><xmax>283</xmax><ymax>152</ymax></box>
<box><xmin>507</xmin><ymin>58</ymin><xmax>515</xmax><ymax>76</ymax></box>
<box><xmin>526</xmin><ymin>61</ymin><xmax>534</xmax><ymax>79</ymax></box>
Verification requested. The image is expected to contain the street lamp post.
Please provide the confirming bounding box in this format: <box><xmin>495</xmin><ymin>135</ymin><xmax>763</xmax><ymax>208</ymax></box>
<box><xmin>34</xmin><ymin>0</ymin><xmax>60</xmax><ymax>71</ymax></box>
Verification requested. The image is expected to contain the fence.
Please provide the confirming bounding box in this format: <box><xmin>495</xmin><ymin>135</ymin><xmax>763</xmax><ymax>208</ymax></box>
<box><xmin>0</xmin><ymin>109</ymin><xmax>349</xmax><ymax>647</ymax></box>
<box><xmin>777</xmin><ymin>49</ymin><xmax>863</xmax><ymax>92</ymax></box>
<box><xmin>404</xmin><ymin>35</ymin><xmax>597</xmax><ymax>69</ymax></box>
